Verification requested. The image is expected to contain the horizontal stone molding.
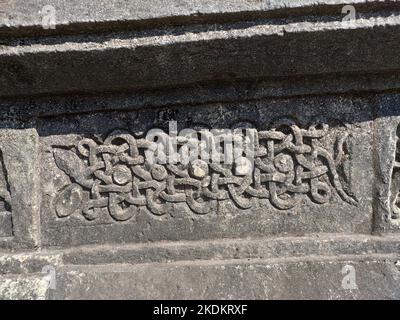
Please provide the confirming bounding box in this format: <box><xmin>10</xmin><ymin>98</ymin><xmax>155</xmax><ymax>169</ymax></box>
<box><xmin>1</xmin><ymin>0</ymin><xmax>399</xmax><ymax>37</ymax></box>
<box><xmin>2</xmin><ymin>14</ymin><xmax>400</xmax><ymax>98</ymax></box>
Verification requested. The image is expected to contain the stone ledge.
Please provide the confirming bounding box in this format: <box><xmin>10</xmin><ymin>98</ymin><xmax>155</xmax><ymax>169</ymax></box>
<box><xmin>1</xmin><ymin>234</ymin><xmax>399</xmax><ymax>273</ymax></box>
<box><xmin>1</xmin><ymin>0</ymin><xmax>399</xmax><ymax>38</ymax></box>
<box><xmin>2</xmin><ymin>11</ymin><xmax>400</xmax><ymax>98</ymax></box>
<box><xmin>0</xmin><ymin>237</ymin><xmax>399</xmax><ymax>299</ymax></box>
<box><xmin>61</xmin><ymin>234</ymin><xmax>400</xmax><ymax>266</ymax></box>
<box><xmin>52</xmin><ymin>254</ymin><xmax>400</xmax><ymax>299</ymax></box>
<box><xmin>0</xmin><ymin>252</ymin><xmax>63</xmax><ymax>275</ymax></box>
<box><xmin>0</xmin><ymin>273</ymin><xmax>51</xmax><ymax>300</ymax></box>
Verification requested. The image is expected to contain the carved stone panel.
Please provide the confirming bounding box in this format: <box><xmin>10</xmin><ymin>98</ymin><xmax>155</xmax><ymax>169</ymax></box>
<box><xmin>39</xmin><ymin>96</ymin><xmax>374</xmax><ymax>247</ymax></box>
<box><xmin>0</xmin><ymin>148</ymin><xmax>12</xmax><ymax>237</ymax></box>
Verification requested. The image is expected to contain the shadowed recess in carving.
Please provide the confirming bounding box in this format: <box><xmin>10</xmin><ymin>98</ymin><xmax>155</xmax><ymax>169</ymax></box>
<box><xmin>52</xmin><ymin>119</ymin><xmax>357</xmax><ymax>222</ymax></box>
<box><xmin>390</xmin><ymin>123</ymin><xmax>400</xmax><ymax>220</ymax></box>
<box><xmin>0</xmin><ymin>148</ymin><xmax>12</xmax><ymax>237</ymax></box>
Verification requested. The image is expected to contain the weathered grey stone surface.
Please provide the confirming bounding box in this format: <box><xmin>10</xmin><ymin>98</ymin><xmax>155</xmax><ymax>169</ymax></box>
<box><xmin>0</xmin><ymin>274</ymin><xmax>51</xmax><ymax>300</ymax></box>
<box><xmin>38</xmin><ymin>96</ymin><xmax>373</xmax><ymax>247</ymax></box>
<box><xmin>0</xmin><ymin>0</ymin><xmax>400</xmax><ymax>299</ymax></box>
<box><xmin>0</xmin><ymin>129</ymin><xmax>40</xmax><ymax>249</ymax></box>
<box><xmin>52</xmin><ymin>255</ymin><xmax>400</xmax><ymax>300</ymax></box>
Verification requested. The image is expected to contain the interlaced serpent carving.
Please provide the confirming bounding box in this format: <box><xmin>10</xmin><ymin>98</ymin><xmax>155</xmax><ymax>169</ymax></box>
<box><xmin>53</xmin><ymin>119</ymin><xmax>357</xmax><ymax>221</ymax></box>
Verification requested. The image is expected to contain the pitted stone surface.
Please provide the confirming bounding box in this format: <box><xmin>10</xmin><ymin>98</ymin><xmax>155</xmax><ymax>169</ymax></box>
<box><xmin>38</xmin><ymin>96</ymin><xmax>374</xmax><ymax>247</ymax></box>
<box><xmin>0</xmin><ymin>0</ymin><xmax>400</xmax><ymax>300</ymax></box>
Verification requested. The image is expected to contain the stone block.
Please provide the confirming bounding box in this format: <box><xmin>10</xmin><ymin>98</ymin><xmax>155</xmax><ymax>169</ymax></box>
<box><xmin>0</xmin><ymin>129</ymin><xmax>40</xmax><ymax>249</ymax></box>
<box><xmin>38</xmin><ymin>96</ymin><xmax>374</xmax><ymax>247</ymax></box>
<box><xmin>1</xmin><ymin>0</ymin><xmax>400</xmax><ymax>300</ymax></box>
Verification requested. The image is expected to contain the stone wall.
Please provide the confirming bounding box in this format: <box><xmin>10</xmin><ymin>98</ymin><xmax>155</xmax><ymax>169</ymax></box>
<box><xmin>0</xmin><ymin>0</ymin><xmax>400</xmax><ymax>299</ymax></box>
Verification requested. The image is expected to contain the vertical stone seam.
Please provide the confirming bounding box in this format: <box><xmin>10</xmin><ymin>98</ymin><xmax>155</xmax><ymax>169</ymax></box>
<box><xmin>32</xmin><ymin>126</ymin><xmax>41</xmax><ymax>249</ymax></box>
<box><xmin>371</xmin><ymin>93</ymin><xmax>382</xmax><ymax>235</ymax></box>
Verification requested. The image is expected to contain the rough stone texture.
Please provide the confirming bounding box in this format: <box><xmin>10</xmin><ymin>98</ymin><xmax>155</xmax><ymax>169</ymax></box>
<box><xmin>2</xmin><ymin>0</ymin><xmax>397</xmax><ymax>36</ymax></box>
<box><xmin>38</xmin><ymin>96</ymin><xmax>373</xmax><ymax>247</ymax></box>
<box><xmin>0</xmin><ymin>0</ymin><xmax>400</xmax><ymax>299</ymax></box>
<box><xmin>0</xmin><ymin>274</ymin><xmax>50</xmax><ymax>300</ymax></box>
<box><xmin>0</xmin><ymin>129</ymin><xmax>40</xmax><ymax>249</ymax></box>
<box><xmin>52</xmin><ymin>255</ymin><xmax>400</xmax><ymax>300</ymax></box>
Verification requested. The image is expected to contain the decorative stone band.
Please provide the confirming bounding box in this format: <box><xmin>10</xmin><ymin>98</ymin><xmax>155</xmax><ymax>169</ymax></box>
<box><xmin>390</xmin><ymin>124</ymin><xmax>400</xmax><ymax>220</ymax></box>
<box><xmin>52</xmin><ymin>120</ymin><xmax>357</xmax><ymax>221</ymax></box>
